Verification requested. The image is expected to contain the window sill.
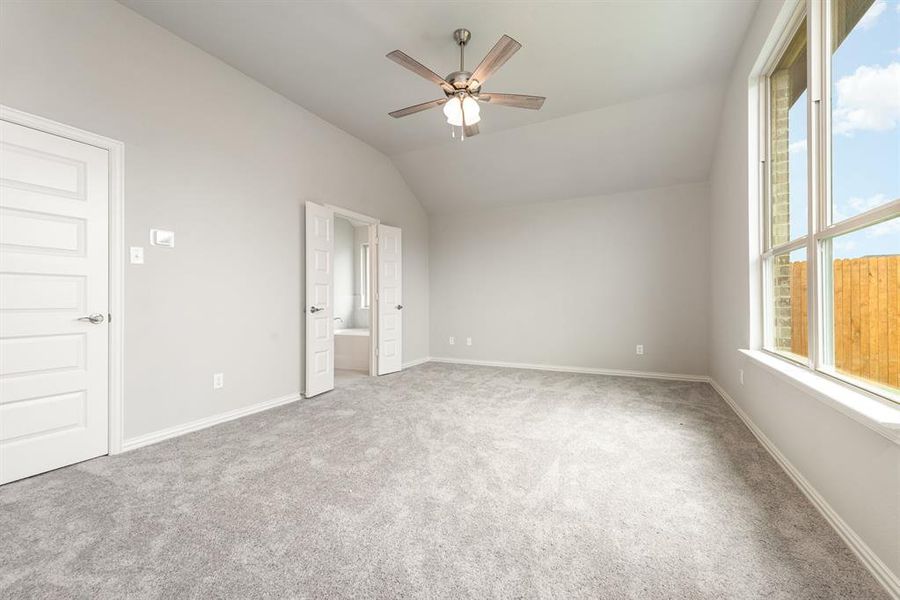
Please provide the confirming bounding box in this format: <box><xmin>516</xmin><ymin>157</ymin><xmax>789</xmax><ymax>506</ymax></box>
<box><xmin>739</xmin><ymin>349</ymin><xmax>900</xmax><ymax>445</ymax></box>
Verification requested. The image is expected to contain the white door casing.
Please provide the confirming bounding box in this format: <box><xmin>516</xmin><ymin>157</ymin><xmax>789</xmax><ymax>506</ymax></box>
<box><xmin>377</xmin><ymin>224</ymin><xmax>402</xmax><ymax>375</ymax></box>
<box><xmin>0</xmin><ymin>120</ymin><xmax>110</xmax><ymax>484</ymax></box>
<box><xmin>305</xmin><ymin>201</ymin><xmax>334</xmax><ymax>397</ymax></box>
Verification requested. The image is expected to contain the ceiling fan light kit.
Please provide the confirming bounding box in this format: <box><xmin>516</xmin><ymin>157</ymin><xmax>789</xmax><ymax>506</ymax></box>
<box><xmin>443</xmin><ymin>95</ymin><xmax>480</xmax><ymax>127</ymax></box>
<box><xmin>387</xmin><ymin>28</ymin><xmax>546</xmax><ymax>140</ymax></box>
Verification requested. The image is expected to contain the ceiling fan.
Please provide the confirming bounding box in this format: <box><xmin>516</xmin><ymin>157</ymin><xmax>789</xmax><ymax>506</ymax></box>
<box><xmin>386</xmin><ymin>28</ymin><xmax>546</xmax><ymax>139</ymax></box>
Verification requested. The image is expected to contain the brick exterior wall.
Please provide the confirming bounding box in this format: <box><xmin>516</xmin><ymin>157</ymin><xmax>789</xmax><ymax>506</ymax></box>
<box><xmin>770</xmin><ymin>69</ymin><xmax>794</xmax><ymax>353</ymax></box>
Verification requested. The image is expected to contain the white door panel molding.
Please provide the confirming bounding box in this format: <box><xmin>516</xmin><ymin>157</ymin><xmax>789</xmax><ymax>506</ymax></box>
<box><xmin>304</xmin><ymin>201</ymin><xmax>335</xmax><ymax>397</ymax></box>
<box><xmin>377</xmin><ymin>224</ymin><xmax>402</xmax><ymax>375</ymax></box>
<box><xmin>0</xmin><ymin>119</ymin><xmax>111</xmax><ymax>484</ymax></box>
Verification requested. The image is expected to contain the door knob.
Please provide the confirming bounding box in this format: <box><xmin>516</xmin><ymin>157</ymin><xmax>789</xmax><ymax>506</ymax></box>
<box><xmin>396</xmin><ymin>304</ymin><xmax>403</xmax><ymax>310</ymax></box>
<box><xmin>77</xmin><ymin>313</ymin><xmax>105</xmax><ymax>324</ymax></box>
<box><xmin>309</xmin><ymin>306</ymin><xmax>324</xmax><ymax>313</ymax></box>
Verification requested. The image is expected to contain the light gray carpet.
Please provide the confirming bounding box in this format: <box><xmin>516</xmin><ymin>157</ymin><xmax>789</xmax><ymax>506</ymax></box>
<box><xmin>0</xmin><ymin>363</ymin><xmax>887</xmax><ymax>599</ymax></box>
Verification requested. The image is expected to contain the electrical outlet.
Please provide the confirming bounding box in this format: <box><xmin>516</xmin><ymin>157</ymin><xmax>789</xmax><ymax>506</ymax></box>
<box><xmin>739</xmin><ymin>369</ymin><xmax>744</xmax><ymax>385</ymax></box>
<box><xmin>636</xmin><ymin>344</ymin><xmax>644</xmax><ymax>355</ymax></box>
<box><xmin>213</xmin><ymin>373</ymin><xmax>224</xmax><ymax>389</ymax></box>
<box><xmin>466</xmin><ymin>337</ymin><xmax>472</xmax><ymax>346</ymax></box>
<box><xmin>449</xmin><ymin>336</ymin><xmax>455</xmax><ymax>345</ymax></box>
<box><xmin>129</xmin><ymin>246</ymin><xmax>144</xmax><ymax>264</ymax></box>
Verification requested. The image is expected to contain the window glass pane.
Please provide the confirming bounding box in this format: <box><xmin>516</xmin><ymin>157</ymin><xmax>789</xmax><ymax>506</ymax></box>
<box><xmin>771</xmin><ymin>247</ymin><xmax>809</xmax><ymax>360</ymax></box>
<box><xmin>769</xmin><ymin>18</ymin><xmax>809</xmax><ymax>245</ymax></box>
<box><xmin>827</xmin><ymin>216</ymin><xmax>900</xmax><ymax>396</ymax></box>
<box><xmin>831</xmin><ymin>0</ymin><xmax>900</xmax><ymax>223</ymax></box>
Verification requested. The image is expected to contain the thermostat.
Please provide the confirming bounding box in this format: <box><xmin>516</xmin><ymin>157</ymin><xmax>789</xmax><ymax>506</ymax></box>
<box><xmin>150</xmin><ymin>229</ymin><xmax>175</xmax><ymax>248</ymax></box>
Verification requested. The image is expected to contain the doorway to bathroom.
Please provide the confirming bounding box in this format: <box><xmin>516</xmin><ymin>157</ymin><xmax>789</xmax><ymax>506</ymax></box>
<box><xmin>333</xmin><ymin>211</ymin><xmax>373</xmax><ymax>387</ymax></box>
<box><xmin>304</xmin><ymin>202</ymin><xmax>403</xmax><ymax>397</ymax></box>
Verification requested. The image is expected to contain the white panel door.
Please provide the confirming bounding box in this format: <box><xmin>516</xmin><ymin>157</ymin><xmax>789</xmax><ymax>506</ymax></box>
<box><xmin>377</xmin><ymin>225</ymin><xmax>402</xmax><ymax>375</ymax></box>
<box><xmin>0</xmin><ymin>120</ymin><xmax>109</xmax><ymax>484</ymax></box>
<box><xmin>305</xmin><ymin>202</ymin><xmax>334</xmax><ymax>397</ymax></box>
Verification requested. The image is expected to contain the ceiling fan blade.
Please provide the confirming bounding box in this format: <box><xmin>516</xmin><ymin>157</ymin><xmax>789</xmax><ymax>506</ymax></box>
<box><xmin>388</xmin><ymin>98</ymin><xmax>447</xmax><ymax>118</ymax></box>
<box><xmin>467</xmin><ymin>35</ymin><xmax>521</xmax><ymax>90</ymax></box>
<box><xmin>463</xmin><ymin>123</ymin><xmax>480</xmax><ymax>138</ymax></box>
<box><xmin>478</xmin><ymin>93</ymin><xmax>545</xmax><ymax>110</ymax></box>
<box><xmin>386</xmin><ymin>50</ymin><xmax>453</xmax><ymax>93</ymax></box>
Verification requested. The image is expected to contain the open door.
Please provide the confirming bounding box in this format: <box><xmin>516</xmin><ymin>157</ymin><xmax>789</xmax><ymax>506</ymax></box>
<box><xmin>377</xmin><ymin>224</ymin><xmax>402</xmax><ymax>375</ymax></box>
<box><xmin>305</xmin><ymin>202</ymin><xmax>334</xmax><ymax>397</ymax></box>
<box><xmin>0</xmin><ymin>120</ymin><xmax>110</xmax><ymax>484</ymax></box>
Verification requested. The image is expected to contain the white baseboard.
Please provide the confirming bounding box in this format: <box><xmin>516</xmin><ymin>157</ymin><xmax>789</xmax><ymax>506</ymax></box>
<box><xmin>120</xmin><ymin>392</ymin><xmax>301</xmax><ymax>453</ymax></box>
<box><xmin>708</xmin><ymin>379</ymin><xmax>900</xmax><ymax>599</ymax></box>
<box><xmin>428</xmin><ymin>356</ymin><xmax>709</xmax><ymax>382</ymax></box>
<box><xmin>402</xmin><ymin>356</ymin><xmax>432</xmax><ymax>369</ymax></box>
<box><xmin>122</xmin><ymin>359</ymin><xmax>431</xmax><ymax>453</ymax></box>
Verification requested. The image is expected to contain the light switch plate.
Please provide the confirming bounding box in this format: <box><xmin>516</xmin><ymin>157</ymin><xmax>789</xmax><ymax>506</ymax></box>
<box><xmin>129</xmin><ymin>246</ymin><xmax>144</xmax><ymax>264</ymax></box>
<box><xmin>150</xmin><ymin>229</ymin><xmax>175</xmax><ymax>247</ymax></box>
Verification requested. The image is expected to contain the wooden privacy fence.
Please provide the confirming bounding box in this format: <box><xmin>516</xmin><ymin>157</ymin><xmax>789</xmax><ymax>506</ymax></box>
<box><xmin>790</xmin><ymin>256</ymin><xmax>900</xmax><ymax>390</ymax></box>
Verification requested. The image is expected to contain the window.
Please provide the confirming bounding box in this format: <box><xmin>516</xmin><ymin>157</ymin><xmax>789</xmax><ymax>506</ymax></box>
<box><xmin>359</xmin><ymin>243</ymin><xmax>370</xmax><ymax>309</ymax></box>
<box><xmin>761</xmin><ymin>0</ymin><xmax>900</xmax><ymax>403</ymax></box>
<box><xmin>768</xmin><ymin>16</ymin><xmax>808</xmax><ymax>245</ymax></box>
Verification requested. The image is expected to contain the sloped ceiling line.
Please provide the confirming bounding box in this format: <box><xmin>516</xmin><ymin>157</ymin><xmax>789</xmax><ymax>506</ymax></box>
<box><xmin>119</xmin><ymin>0</ymin><xmax>758</xmax><ymax>212</ymax></box>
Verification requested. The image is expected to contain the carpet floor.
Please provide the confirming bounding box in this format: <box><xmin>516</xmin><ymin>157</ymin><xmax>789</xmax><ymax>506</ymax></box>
<box><xmin>0</xmin><ymin>363</ymin><xmax>887</xmax><ymax>599</ymax></box>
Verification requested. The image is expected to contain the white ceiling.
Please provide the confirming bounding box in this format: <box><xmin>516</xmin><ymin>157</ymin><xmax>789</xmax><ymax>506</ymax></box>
<box><xmin>393</xmin><ymin>82</ymin><xmax>725</xmax><ymax>213</ymax></box>
<box><xmin>120</xmin><ymin>0</ymin><xmax>758</xmax><ymax>211</ymax></box>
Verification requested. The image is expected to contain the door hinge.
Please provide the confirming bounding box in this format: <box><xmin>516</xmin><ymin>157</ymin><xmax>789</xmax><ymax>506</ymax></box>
<box><xmin>108</xmin><ymin>313</ymin><xmax>112</xmax><ymax>323</ymax></box>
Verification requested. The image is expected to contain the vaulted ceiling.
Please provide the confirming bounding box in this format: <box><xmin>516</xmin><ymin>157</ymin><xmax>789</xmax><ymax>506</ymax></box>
<box><xmin>121</xmin><ymin>0</ymin><xmax>759</xmax><ymax>212</ymax></box>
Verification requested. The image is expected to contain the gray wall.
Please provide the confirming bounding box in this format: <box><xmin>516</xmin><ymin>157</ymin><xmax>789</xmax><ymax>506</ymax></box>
<box><xmin>429</xmin><ymin>183</ymin><xmax>709</xmax><ymax>376</ymax></box>
<box><xmin>0</xmin><ymin>0</ymin><xmax>429</xmax><ymax>440</ymax></box>
<box><xmin>708</xmin><ymin>0</ymin><xmax>899</xmax><ymax>580</ymax></box>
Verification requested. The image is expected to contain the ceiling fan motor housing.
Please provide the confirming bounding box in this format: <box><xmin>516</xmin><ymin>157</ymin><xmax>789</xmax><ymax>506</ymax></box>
<box><xmin>445</xmin><ymin>70</ymin><xmax>473</xmax><ymax>92</ymax></box>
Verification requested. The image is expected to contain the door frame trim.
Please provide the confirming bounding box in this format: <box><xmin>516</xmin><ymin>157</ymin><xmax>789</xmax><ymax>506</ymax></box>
<box><xmin>322</xmin><ymin>203</ymin><xmax>380</xmax><ymax>378</ymax></box>
<box><xmin>1</xmin><ymin>105</ymin><xmax>126</xmax><ymax>454</ymax></box>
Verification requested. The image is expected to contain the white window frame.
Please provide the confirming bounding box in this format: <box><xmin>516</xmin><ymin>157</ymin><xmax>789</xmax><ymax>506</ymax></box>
<box><xmin>758</xmin><ymin>0</ymin><xmax>900</xmax><ymax>406</ymax></box>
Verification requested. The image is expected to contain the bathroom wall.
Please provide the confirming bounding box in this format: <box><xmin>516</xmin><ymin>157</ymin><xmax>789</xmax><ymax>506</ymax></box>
<box><xmin>353</xmin><ymin>224</ymin><xmax>371</xmax><ymax>329</ymax></box>
<box><xmin>334</xmin><ymin>216</ymin><xmax>355</xmax><ymax>328</ymax></box>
